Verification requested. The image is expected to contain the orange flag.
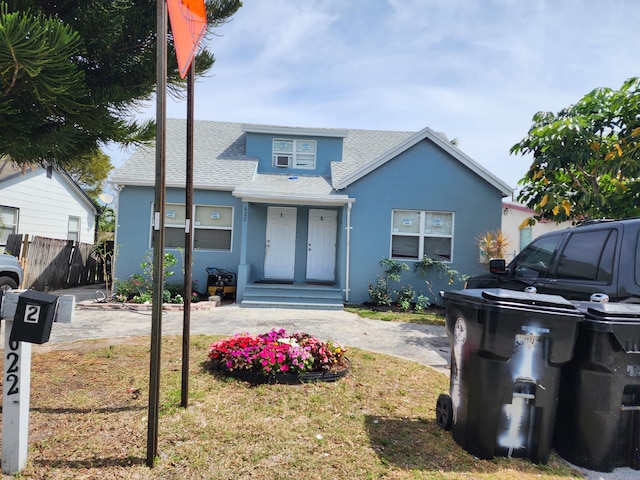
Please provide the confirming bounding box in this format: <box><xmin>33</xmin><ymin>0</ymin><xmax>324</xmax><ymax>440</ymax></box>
<box><xmin>166</xmin><ymin>0</ymin><xmax>208</xmax><ymax>78</ymax></box>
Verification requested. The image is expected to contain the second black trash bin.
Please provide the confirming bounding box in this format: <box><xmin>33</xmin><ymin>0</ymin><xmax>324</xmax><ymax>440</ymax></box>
<box><xmin>554</xmin><ymin>302</ymin><xmax>640</xmax><ymax>472</ymax></box>
<box><xmin>438</xmin><ymin>289</ymin><xmax>582</xmax><ymax>464</ymax></box>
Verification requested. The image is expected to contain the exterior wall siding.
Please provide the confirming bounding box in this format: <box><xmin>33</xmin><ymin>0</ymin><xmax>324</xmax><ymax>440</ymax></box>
<box><xmin>501</xmin><ymin>202</ymin><xmax>571</xmax><ymax>262</ymax></box>
<box><xmin>114</xmin><ymin>186</ymin><xmax>245</xmax><ymax>291</ymax></box>
<box><xmin>343</xmin><ymin>139</ymin><xmax>503</xmax><ymax>304</ymax></box>
<box><xmin>112</xmin><ymin>123</ymin><xmax>511</xmax><ymax>306</ymax></box>
<box><xmin>0</xmin><ymin>169</ymin><xmax>96</xmax><ymax>244</ymax></box>
<box><xmin>245</xmin><ymin>132</ymin><xmax>343</xmax><ymax>176</ymax></box>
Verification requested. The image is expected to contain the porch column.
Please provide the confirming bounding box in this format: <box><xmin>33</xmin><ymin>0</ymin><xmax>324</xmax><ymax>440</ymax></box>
<box><xmin>236</xmin><ymin>201</ymin><xmax>250</xmax><ymax>300</ymax></box>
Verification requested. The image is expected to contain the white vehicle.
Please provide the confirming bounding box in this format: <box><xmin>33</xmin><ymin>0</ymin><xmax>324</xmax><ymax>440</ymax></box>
<box><xmin>0</xmin><ymin>253</ymin><xmax>23</xmax><ymax>291</ymax></box>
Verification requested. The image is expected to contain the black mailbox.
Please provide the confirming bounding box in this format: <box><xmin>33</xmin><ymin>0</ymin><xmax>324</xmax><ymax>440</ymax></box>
<box><xmin>10</xmin><ymin>290</ymin><xmax>58</xmax><ymax>344</ymax></box>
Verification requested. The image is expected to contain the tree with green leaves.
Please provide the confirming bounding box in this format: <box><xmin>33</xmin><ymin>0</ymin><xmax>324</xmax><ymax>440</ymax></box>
<box><xmin>0</xmin><ymin>0</ymin><xmax>242</xmax><ymax>170</ymax></box>
<box><xmin>512</xmin><ymin>77</ymin><xmax>640</xmax><ymax>222</ymax></box>
<box><xmin>64</xmin><ymin>149</ymin><xmax>113</xmax><ymax>199</ymax></box>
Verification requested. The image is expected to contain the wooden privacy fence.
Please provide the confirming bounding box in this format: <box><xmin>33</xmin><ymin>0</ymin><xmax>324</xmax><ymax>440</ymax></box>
<box><xmin>5</xmin><ymin>234</ymin><xmax>105</xmax><ymax>291</ymax></box>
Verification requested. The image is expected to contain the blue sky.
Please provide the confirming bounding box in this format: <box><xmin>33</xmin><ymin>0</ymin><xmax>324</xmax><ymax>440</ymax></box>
<box><xmin>108</xmin><ymin>0</ymin><xmax>640</xmax><ymax>192</ymax></box>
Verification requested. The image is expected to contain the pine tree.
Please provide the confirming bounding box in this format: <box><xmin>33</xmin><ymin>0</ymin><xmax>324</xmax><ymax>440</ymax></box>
<box><xmin>0</xmin><ymin>0</ymin><xmax>241</xmax><ymax>168</ymax></box>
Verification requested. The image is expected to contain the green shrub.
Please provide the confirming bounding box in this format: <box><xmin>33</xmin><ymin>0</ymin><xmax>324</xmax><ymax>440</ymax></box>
<box><xmin>165</xmin><ymin>281</ymin><xmax>185</xmax><ymax>298</ymax></box>
<box><xmin>132</xmin><ymin>292</ymin><xmax>153</xmax><ymax>304</ymax></box>
<box><xmin>368</xmin><ymin>277</ymin><xmax>392</xmax><ymax>306</ymax></box>
<box><xmin>114</xmin><ymin>277</ymin><xmax>146</xmax><ymax>301</ymax></box>
<box><xmin>414</xmin><ymin>255</ymin><xmax>467</xmax><ymax>307</ymax></box>
<box><xmin>396</xmin><ymin>285</ymin><xmax>415</xmax><ymax>311</ymax></box>
<box><xmin>113</xmin><ymin>253</ymin><xmax>188</xmax><ymax>304</ymax></box>
<box><xmin>414</xmin><ymin>294</ymin><xmax>431</xmax><ymax>312</ymax></box>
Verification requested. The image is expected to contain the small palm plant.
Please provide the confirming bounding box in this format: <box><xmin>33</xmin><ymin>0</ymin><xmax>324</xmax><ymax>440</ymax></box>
<box><xmin>477</xmin><ymin>229</ymin><xmax>510</xmax><ymax>263</ymax></box>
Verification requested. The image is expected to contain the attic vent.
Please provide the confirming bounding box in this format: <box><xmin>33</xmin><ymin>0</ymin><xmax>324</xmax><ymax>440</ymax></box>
<box><xmin>274</xmin><ymin>155</ymin><xmax>292</xmax><ymax>168</ymax></box>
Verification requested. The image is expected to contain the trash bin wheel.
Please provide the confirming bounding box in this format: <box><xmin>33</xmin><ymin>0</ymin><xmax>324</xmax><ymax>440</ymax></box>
<box><xmin>436</xmin><ymin>393</ymin><xmax>453</xmax><ymax>431</ymax></box>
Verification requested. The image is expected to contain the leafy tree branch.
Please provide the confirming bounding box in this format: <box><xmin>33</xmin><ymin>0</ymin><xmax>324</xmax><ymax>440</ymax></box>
<box><xmin>512</xmin><ymin>77</ymin><xmax>640</xmax><ymax>222</ymax></box>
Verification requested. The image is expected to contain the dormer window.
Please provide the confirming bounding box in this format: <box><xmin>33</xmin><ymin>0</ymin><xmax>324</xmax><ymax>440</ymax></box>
<box><xmin>273</xmin><ymin>139</ymin><xmax>316</xmax><ymax>169</ymax></box>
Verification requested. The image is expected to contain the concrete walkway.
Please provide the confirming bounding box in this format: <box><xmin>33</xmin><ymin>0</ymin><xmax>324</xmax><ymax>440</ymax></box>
<box><xmin>45</xmin><ymin>301</ymin><xmax>453</xmax><ymax>374</ymax></box>
<box><xmin>39</xmin><ymin>284</ymin><xmax>451</xmax><ymax>372</ymax></box>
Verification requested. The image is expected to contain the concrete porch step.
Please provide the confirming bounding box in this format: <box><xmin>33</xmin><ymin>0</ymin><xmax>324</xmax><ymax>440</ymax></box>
<box><xmin>240</xmin><ymin>283</ymin><xmax>344</xmax><ymax>310</ymax></box>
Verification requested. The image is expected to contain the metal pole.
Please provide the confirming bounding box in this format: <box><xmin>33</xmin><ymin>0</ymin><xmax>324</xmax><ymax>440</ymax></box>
<box><xmin>147</xmin><ymin>0</ymin><xmax>167</xmax><ymax>467</ymax></box>
<box><xmin>181</xmin><ymin>59</ymin><xmax>195</xmax><ymax>408</ymax></box>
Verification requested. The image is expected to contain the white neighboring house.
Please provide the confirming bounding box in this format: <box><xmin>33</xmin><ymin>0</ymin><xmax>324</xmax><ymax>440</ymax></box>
<box><xmin>501</xmin><ymin>201</ymin><xmax>573</xmax><ymax>262</ymax></box>
<box><xmin>0</xmin><ymin>160</ymin><xmax>99</xmax><ymax>249</ymax></box>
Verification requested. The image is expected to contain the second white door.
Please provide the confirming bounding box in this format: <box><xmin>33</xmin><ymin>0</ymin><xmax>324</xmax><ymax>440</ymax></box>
<box><xmin>306</xmin><ymin>209</ymin><xmax>337</xmax><ymax>281</ymax></box>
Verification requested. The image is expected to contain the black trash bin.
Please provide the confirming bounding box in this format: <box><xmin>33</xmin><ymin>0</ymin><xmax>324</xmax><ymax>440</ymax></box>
<box><xmin>554</xmin><ymin>302</ymin><xmax>640</xmax><ymax>472</ymax></box>
<box><xmin>437</xmin><ymin>288</ymin><xmax>582</xmax><ymax>464</ymax></box>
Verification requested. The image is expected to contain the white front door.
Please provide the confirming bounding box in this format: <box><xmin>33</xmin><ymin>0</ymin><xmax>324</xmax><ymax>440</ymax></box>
<box><xmin>306</xmin><ymin>209</ymin><xmax>337</xmax><ymax>281</ymax></box>
<box><xmin>264</xmin><ymin>206</ymin><xmax>297</xmax><ymax>279</ymax></box>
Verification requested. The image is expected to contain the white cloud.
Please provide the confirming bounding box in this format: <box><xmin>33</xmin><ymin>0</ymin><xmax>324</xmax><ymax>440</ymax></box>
<box><xmin>123</xmin><ymin>0</ymin><xmax>640</xmax><ymax>190</ymax></box>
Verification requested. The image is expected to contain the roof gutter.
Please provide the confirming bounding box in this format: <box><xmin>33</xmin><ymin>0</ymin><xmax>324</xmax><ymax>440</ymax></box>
<box><xmin>232</xmin><ymin>191</ymin><xmax>354</xmax><ymax>206</ymax></box>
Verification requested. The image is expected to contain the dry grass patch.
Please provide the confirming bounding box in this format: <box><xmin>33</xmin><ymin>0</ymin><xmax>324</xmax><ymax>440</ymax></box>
<box><xmin>0</xmin><ymin>336</ymin><xmax>583</xmax><ymax>479</ymax></box>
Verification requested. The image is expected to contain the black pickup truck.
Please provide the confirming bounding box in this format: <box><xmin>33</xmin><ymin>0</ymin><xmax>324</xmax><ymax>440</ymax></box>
<box><xmin>466</xmin><ymin>217</ymin><xmax>640</xmax><ymax>303</ymax></box>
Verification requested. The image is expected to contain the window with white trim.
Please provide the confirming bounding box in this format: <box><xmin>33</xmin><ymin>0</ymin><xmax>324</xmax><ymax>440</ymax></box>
<box><xmin>156</xmin><ymin>203</ymin><xmax>233</xmax><ymax>251</ymax></box>
<box><xmin>391</xmin><ymin>210</ymin><xmax>454</xmax><ymax>261</ymax></box>
<box><xmin>0</xmin><ymin>206</ymin><xmax>18</xmax><ymax>244</ymax></box>
<box><xmin>162</xmin><ymin>203</ymin><xmax>187</xmax><ymax>249</ymax></box>
<box><xmin>68</xmin><ymin>216</ymin><xmax>80</xmax><ymax>242</ymax></box>
<box><xmin>193</xmin><ymin>205</ymin><xmax>233</xmax><ymax>250</ymax></box>
<box><xmin>273</xmin><ymin>139</ymin><xmax>316</xmax><ymax>169</ymax></box>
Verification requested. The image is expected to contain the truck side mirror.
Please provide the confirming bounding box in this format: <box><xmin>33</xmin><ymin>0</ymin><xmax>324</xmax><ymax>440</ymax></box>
<box><xmin>488</xmin><ymin>258</ymin><xmax>507</xmax><ymax>275</ymax></box>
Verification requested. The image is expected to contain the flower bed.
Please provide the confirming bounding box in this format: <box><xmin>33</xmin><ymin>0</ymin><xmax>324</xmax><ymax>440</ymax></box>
<box><xmin>205</xmin><ymin>329</ymin><xmax>349</xmax><ymax>384</ymax></box>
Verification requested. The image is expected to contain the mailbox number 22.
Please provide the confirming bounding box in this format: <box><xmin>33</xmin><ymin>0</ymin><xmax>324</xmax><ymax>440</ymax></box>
<box><xmin>5</xmin><ymin>340</ymin><xmax>20</xmax><ymax>396</ymax></box>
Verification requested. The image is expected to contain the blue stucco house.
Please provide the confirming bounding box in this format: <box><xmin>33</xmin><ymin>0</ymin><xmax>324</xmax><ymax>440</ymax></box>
<box><xmin>110</xmin><ymin>119</ymin><xmax>512</xmax><ymax>308</ymax></box>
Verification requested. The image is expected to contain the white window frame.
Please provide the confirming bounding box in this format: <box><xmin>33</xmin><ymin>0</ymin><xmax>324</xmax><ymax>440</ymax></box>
<box><xmin>193</xmin><ymin>205</ymin><xmax>233</xmax><ymax>251</ymax></box>
<box><xmin>160</xmin><ymin>203</ymin><xmax>187</xmax><ymax>249</ymax></box>
<box><xmin>390</xmin><ymin>210</ymin><xmax>454</xmax><ymax>261</ymax></box>
<box><xmin>153</xmin><ymin>203</ymin><xmax>233</xmax><ymax>251</ymax></box>
<box><xmin>68</xmin><ymin>216</ymin><xmax>81</xmax><ymax>242</ymax></box>
<box><xmin>0</xmin><ymin>206</ymin><xmax>18</xmax><ymax>245</ymax></box>
<box><xmin>273</xmin><ymin>138</ymin><xmax>317</xmax><ymax>169</ymax></box>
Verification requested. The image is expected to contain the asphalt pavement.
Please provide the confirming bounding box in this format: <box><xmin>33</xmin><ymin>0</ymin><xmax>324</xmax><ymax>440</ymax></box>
<box><xmin>22</xmin><ymin>285</ymin><xmax>640</xmax><ymax>480</ymax></box>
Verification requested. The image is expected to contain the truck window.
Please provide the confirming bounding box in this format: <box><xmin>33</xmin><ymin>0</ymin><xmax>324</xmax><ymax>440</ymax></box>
<box><xmin>513</xmin><ymin>233</ymin><xmax>563</xmax><ymax>278</ymax></box>
<box><xmin>554</xmin><ymin>229</ymin><xmax>617</xmax><ymax>282</ymax></box>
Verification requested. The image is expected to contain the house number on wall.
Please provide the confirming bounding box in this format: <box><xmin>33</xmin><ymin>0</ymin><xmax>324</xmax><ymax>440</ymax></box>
<box><xmin>4</xmin><ymin>340</ymin><xmax>20</xmax><ymax>396</ymax></box>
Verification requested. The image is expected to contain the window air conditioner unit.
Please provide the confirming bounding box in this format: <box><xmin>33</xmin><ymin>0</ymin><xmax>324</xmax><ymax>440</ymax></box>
<box><xmin>275</xmin><ymin>155</ymin><xmax>292</xmax><ymax>167</ymax></box>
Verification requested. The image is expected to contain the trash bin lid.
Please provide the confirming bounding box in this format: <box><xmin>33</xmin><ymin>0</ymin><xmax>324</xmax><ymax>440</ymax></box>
<box><xmin>572</xmin><ymin>302</ymin><xmax>640</xmax><ymax>352</ymax></box>
<box><xmin>443</xmin><ymin>288</ymin><xmax>580</xmax><ymax>314</ymax></box>
<box><xmin>572</xmin><ymin>301</ymin><xmax>640</xmax><ymax>321</ymax></box>
<box><xmin>480</xmin><ymin>288</ymin><xmax>575</xmax><ymax>308</ymax></box>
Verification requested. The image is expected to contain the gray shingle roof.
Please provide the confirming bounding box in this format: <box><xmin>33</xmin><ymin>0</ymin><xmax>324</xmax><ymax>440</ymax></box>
<box><xmin>110</xmin><ymin>119</ymin><xmax>512</xmax><ymax>197</ymax></box>
<box><xmin>110</xmin><ymin>119</ymin><xmax>257</xmax><ymax>189</ymax></box>
<box><xmin>232</xmin><ymin>173</ymin><xmax>351</xmax><ymax>205</ymax></box>
<box><xmin>331</xmin><ymin>128</ymin><xmax>415</xmax><ymax>186</ymax></box>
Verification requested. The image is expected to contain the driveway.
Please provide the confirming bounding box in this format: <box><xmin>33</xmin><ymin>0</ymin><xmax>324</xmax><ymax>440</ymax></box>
<box><xmin>43</xmin><ymin>303</ymin><xmax>452</xmax><ymax>374</ymax></box>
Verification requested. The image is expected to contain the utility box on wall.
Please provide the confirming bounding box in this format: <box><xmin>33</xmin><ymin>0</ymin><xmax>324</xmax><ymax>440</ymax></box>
<box><xmin>9</xmin><ymin>290</ymin><xmax>58</xmax><ymax>344</ymax></box>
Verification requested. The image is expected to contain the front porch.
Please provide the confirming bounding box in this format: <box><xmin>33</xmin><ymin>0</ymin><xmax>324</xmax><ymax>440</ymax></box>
<box><xmin>240</xmin><ymin>281</ymin><xmax>344</xmax><ymax>310</ymax></box>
